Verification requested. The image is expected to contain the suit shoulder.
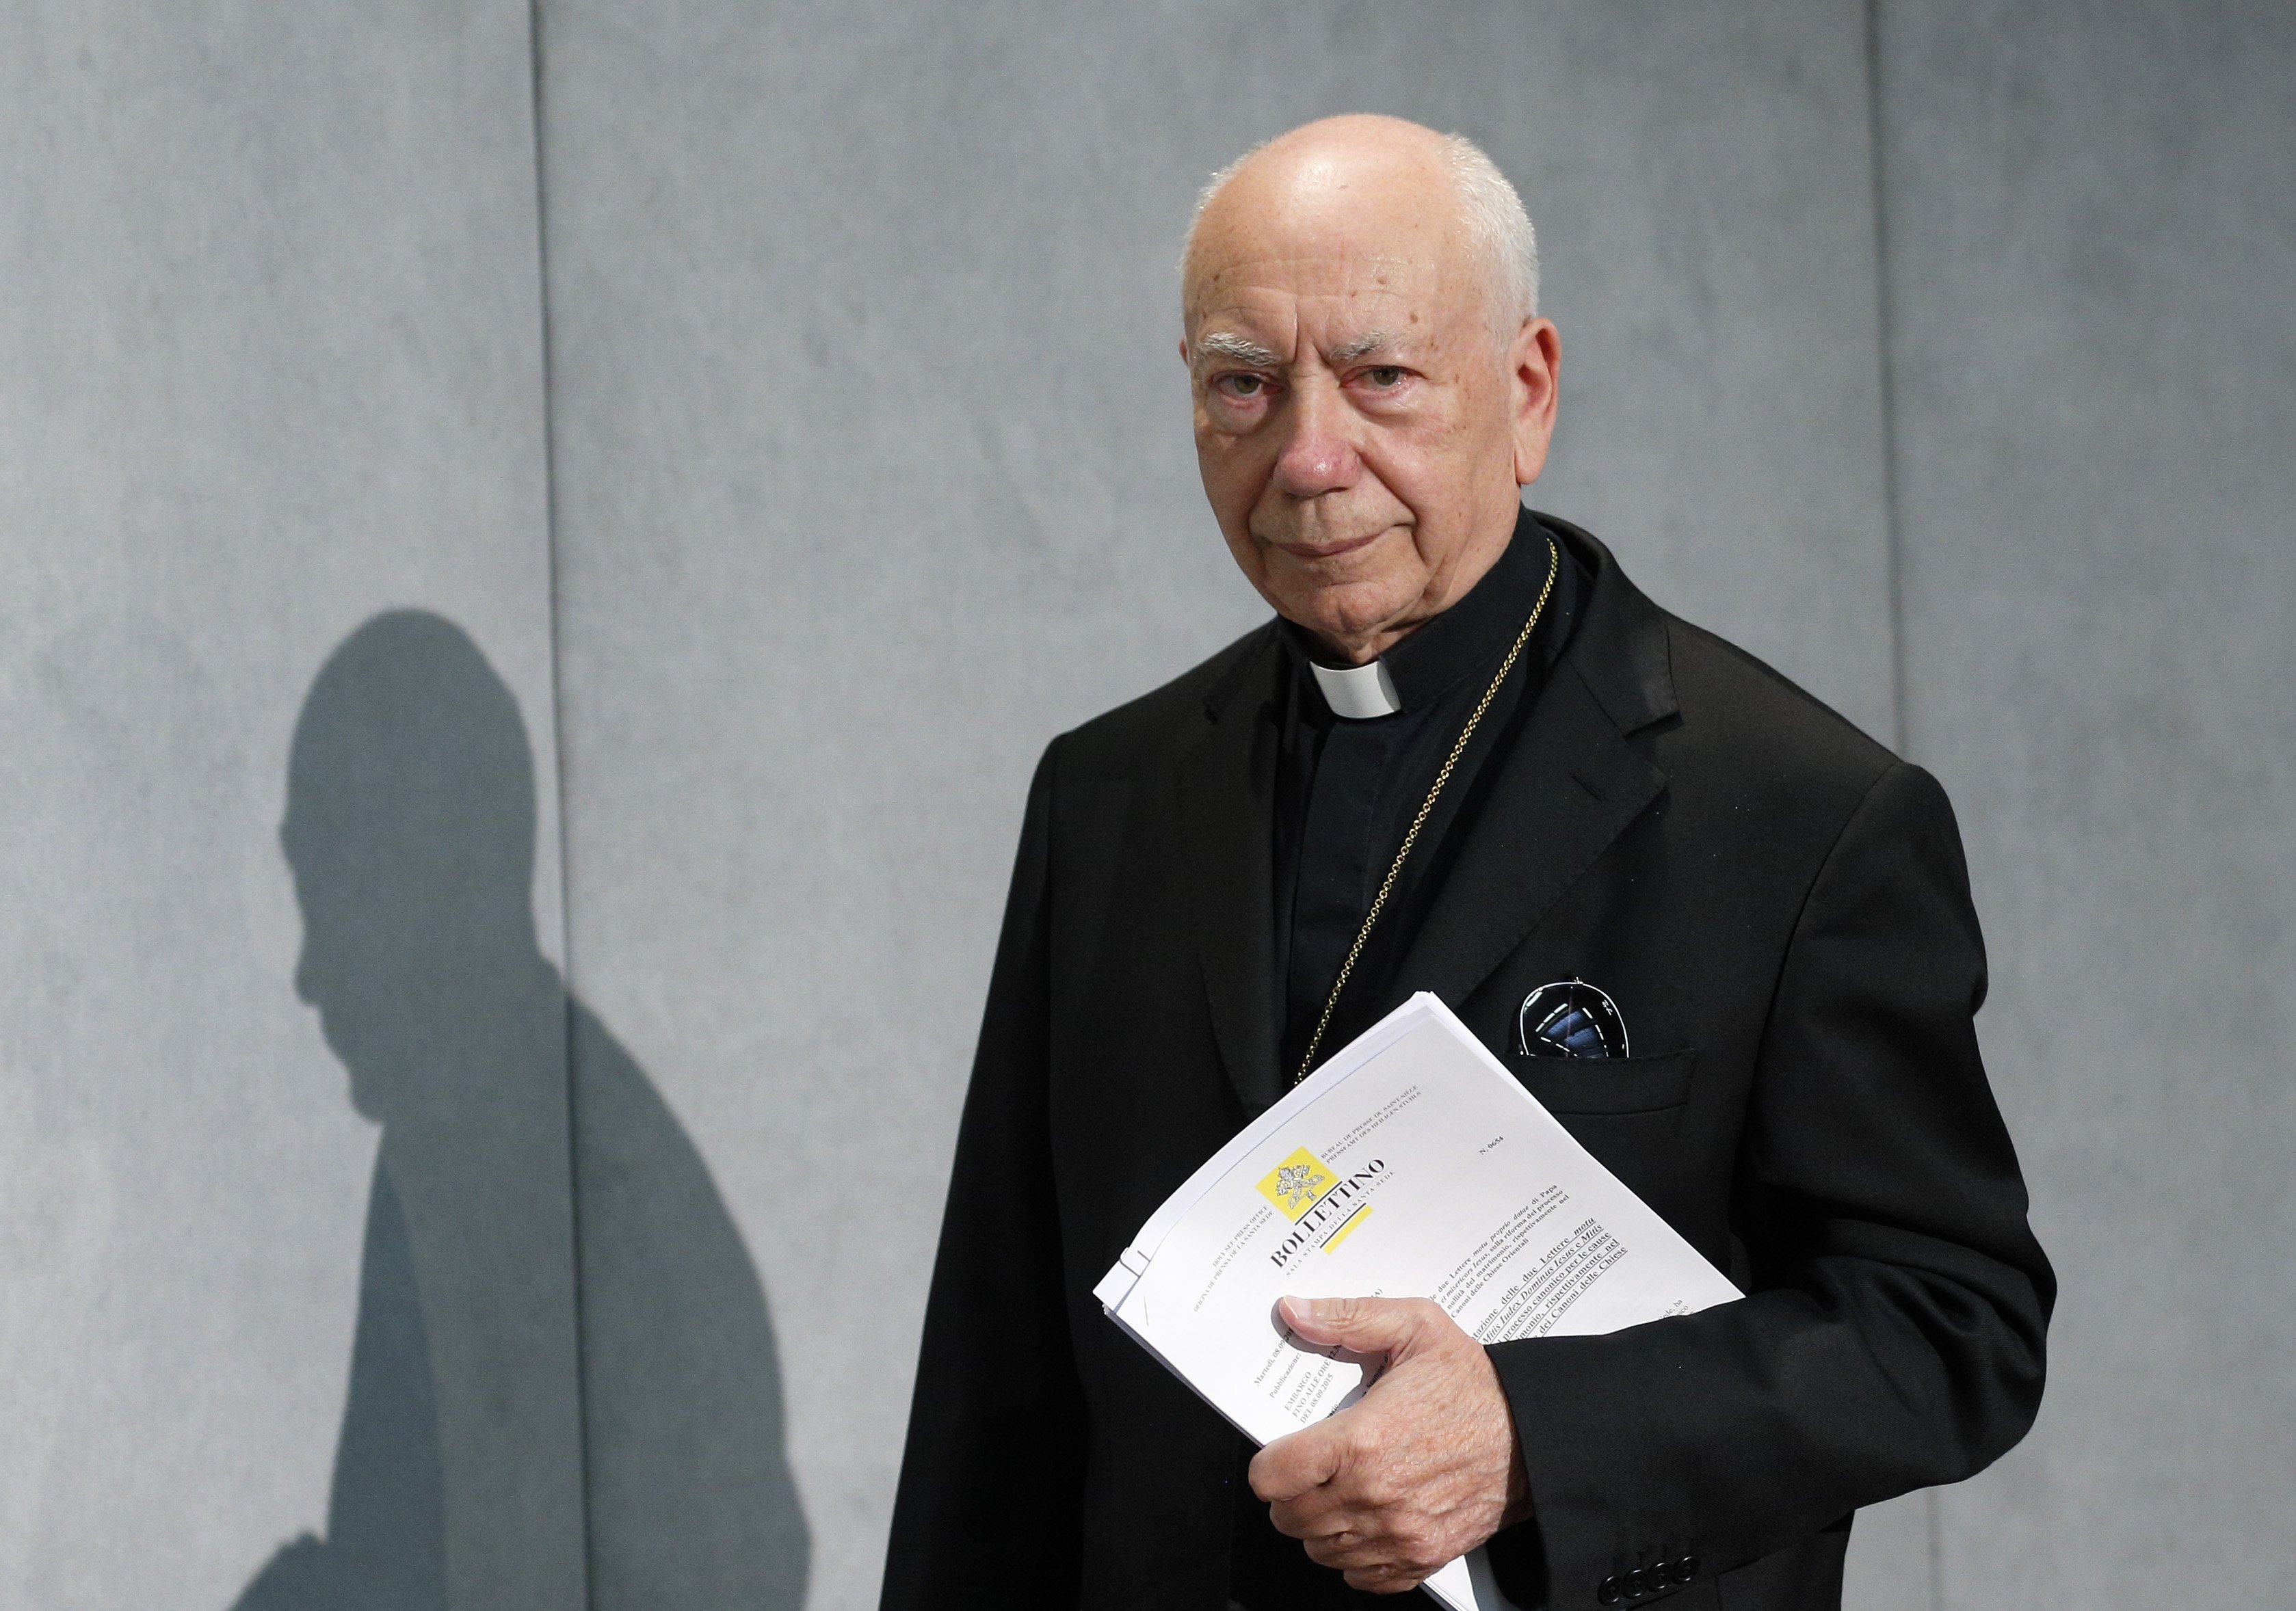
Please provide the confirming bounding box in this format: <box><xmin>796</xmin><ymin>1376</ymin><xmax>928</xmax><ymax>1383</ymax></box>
<box><xmin>1657</xmin><ymin>613</ymin><xmax>1901</xmax><ymax>808</ymax></box>
<box><xmin>1051</xmin><ymin>622</ymin><xmax>1275</xmax><ymax>775</ymax></box>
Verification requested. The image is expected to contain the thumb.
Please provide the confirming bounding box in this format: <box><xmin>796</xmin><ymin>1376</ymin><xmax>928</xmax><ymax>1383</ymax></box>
<box><xmin>1277</xmin><ymin>1294</ymin><xmax>1437</xmax><ymax>1356</ymax></box>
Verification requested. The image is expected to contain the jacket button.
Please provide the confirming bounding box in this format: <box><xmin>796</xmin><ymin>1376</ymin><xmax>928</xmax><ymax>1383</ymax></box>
<box><xmin>1649</xmin><ymin>1559</ymin><xmax>1676</xmax><ymax>1587</ymax></box>
<box><xmin>1676</xmin><ymin>1555</ymin><xmax>1699</xmax><ymax>1580</ymax></box>
<box><xmin>1624</xmin><ymin>1567</ymin><xmax>1650</xmax><ymax>1597</ymax></box>
<box><xmin>1597</xmin><ymin>1576</ymin><xmax>1622</xmax><ymax>1605</ymax></box>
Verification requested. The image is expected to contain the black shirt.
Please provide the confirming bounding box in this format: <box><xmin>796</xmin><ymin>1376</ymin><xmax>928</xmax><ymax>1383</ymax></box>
<box><xmin>1230</xmin><ymin>508</ymin><xmax>1586</xmax><ymax>1611</ymax></box>
<box><xmin>1269</xmin><ymin>507</ymin><xmax>1585</xmax><ymax>1095</ymax></box>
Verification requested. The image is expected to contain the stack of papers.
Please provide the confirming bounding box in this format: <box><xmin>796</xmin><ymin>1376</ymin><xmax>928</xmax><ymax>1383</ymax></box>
<box><xmin>1093</xmin><ymin>994</ymin><xmax>1739</xmax><ymax>1611</ymax></box>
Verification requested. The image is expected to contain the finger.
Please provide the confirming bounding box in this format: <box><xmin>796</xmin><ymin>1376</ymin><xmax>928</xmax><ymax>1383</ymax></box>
<box><xmin>1343</xmin><ymin>1562</ymin><xmax>1429</xmax><ymax>1595</ymax></box>
<box><xmin>1267</xmin><ymin>1489</ymin><xmax>1364</xmax><ymax>1539</ymax></box>
<box><xmin>1278</xmin><ymin>1294</ymin><xmax>1442</xmax><ymax>1358</ymax></box>
<box><xmin>1300</xmin><ymin>1524</ymin><xmax>1393</xmax><ymax>1565</ymax></box>
<box><xmin>1304</xmin><ymin>1529</ymin><xmax>1416</xmax><ymax>1579</ymax></box>
<box><xmin>1248</xmin><ymin>1420</ymin><xmax>1345</xmax><ymax>1503</ymax></box>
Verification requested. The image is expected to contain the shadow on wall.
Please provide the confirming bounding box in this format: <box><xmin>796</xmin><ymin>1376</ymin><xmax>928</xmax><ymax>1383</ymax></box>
<box><xmin>232</xmin><ymin>611</ymin><xmax>809</xmax><ymax>1611</ymax></box>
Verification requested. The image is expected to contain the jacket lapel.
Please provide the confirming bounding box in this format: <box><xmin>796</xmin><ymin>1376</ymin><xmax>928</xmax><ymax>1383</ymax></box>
<box><xmin>1175</xmin><ymin>631</ymin><xmax>1284</xmax><ymax>1113</ymax></box>
<box><xmin>1388</xmin><ymin>527</ymin><xmax>1680</xmax><ymax>1016</ymax></box>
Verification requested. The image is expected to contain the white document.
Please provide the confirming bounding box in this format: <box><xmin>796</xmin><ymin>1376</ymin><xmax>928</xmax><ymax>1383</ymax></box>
<box><xmin>1093</xmin><ymin>994</ymin><xmax>1739</xmax><ymax>1611</ymax></box>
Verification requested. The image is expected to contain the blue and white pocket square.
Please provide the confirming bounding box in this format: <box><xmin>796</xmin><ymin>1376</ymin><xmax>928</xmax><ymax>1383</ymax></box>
<box><xmin>1517</xmin><ymin>978</ymin><xmax>1629</xmax><ymax>1059</ymax></box>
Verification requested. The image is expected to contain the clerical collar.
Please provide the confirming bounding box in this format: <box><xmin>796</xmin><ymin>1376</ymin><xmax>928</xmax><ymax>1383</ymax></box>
<box><xmin>1283</xmin><ymin>511</ymin><xmax>1557</xmax><ymax>720</ymax></box>
<box><xmin>1309</xmin><ymin>659</ymin><xmax>1402</xmax><ymax>718</ymax></box>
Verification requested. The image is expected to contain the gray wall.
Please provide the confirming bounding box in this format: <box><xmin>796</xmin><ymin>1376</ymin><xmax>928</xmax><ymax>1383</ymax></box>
<box><xmin>1</xmin><ymin>1</ymin><xmax>2286</xmax><ymax>1608</ymax></box>
<box><xmin>0</xmin><ymin>3</ymin><xmax>586</xmax><ymax>1608</ymax></box>
<box><xmin>1877</xmin><ymin>5</ymin><xmax>2296</xmax><ymax>1606</ymax></box>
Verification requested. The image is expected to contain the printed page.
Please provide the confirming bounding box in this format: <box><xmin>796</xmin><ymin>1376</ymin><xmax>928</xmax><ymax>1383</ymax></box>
<box><xmin>1094</xmin><ymin>994</ymin><xmax>1739</xmax><ymax>1611</ymax></box>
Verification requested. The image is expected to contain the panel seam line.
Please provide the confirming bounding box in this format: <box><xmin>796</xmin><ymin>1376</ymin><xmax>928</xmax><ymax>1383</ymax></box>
<box><xmin>523</xmin><ymin>2</ymin><xmax>601</xmax><ymax>1605</ymax></box>
<box><xmin>1866</xmin><ymin>0</ymin><xmax>1913</xmax><ymax>762</ymax></box>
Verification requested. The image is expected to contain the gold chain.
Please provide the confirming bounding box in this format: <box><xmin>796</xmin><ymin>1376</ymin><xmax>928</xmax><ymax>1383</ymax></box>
<box><xmin>1291</xmin><ymin>533</ymin><xmax>1560</xmax><ymax>1086</ymax></box>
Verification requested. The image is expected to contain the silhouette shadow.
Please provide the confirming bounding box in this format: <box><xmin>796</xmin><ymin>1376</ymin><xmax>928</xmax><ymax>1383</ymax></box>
<box><xmin>235</xmin><ymin>611</ymin><xmax>808</xmax><ymax>1610</ymax></box>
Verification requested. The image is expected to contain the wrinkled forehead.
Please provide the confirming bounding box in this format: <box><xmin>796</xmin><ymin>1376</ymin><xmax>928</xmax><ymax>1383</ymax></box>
<box><xmin>1184</xmin><ymin>253</ymin><xmax>1484</xmax><ymax>364</ymax></box>
<box><xmin>1184</xmin><ymin>188</ymin><xmax>1486</xmax><ymax>343</ymax></box>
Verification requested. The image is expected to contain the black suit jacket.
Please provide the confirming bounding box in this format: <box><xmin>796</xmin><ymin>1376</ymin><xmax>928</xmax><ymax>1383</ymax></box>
<box><xmin>882</xmin><ymin>520</ymin><xmax>2051</xmax><ymax>1611</ymax></box>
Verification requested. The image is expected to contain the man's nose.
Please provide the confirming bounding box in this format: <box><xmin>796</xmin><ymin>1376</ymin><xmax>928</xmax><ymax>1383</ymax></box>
<box><xmin>1269</xmin><ymin>384</ymin><xmax>1361</xmax><ymax>499</ymax></box>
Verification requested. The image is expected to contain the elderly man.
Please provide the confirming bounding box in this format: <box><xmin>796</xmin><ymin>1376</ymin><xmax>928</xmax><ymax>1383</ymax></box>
<box><xmin>882</xmin><ymin>116</ymin><xmax>2050</xmax><ymax>1611</ymax></box>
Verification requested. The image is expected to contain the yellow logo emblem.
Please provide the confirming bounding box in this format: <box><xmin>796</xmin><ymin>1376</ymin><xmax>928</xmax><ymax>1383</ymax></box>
<box><xmin>1257</xmin><ymin>1147</ymin><xmax>1336</xmax><ymax>1221</ymax></box>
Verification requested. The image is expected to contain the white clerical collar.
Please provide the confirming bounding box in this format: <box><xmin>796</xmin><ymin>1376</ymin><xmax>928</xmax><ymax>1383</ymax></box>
<box><xmin>1310</xmin><ymin>658</ymin><xmax>1403</xmax><ymax>720</ymax></box>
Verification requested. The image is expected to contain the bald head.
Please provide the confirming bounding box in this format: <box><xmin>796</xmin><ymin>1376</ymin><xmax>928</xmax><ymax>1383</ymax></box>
<box><xmin>1183</xmin><ymin>116</ymin><xmax>1539</xmax><ymax>337</ymax></box>
<box><xmin>1177</xmin><ymin>116</ymin><xmax>1562</xmax><ymax>664</ymax></box>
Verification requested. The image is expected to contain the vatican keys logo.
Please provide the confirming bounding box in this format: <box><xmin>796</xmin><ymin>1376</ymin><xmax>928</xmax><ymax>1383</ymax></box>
<box><xmin>1258</xmin><ymin>1147</ymin><xmax>1336</xmax><ymax>1220</ymax></box>
<box><xmin>1258</xmin><ymin>1147</ymin><xmax>1389</xmax><ymax>1269</ymax></box>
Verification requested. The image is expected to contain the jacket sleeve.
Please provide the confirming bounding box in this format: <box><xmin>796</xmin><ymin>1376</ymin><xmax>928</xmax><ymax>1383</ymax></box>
<box><xmin>880</xmin><ymin>741</ymin><xmax>1088</xmax><ymax>1610</ymax></box>
<box><xmin>1484</xmin><ymin>760</ymin><xmax>2054</xmax><ymax>1609</ymax></box>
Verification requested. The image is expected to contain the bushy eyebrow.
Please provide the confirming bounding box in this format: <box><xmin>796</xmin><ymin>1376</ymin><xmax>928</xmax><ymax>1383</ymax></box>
<box><xmin>1193</xmin><ymin>331</ymin><xmax>1281</xmax><ymax>368</ymax></box>
<box><xmin>1328</xmin><ymin>330</ymin><xmax>1399</xmax><ymax>365</ymax></box>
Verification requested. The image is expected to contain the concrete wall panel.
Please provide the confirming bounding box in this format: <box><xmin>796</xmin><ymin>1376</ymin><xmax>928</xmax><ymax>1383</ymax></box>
<box><xmin>1876</xmin><ymin>3</ymin><xmax>2296</xmax><ymax>1606</ymax></box>
<box><xmin>0</xmin><ymin>4</ymin><xmax>585</xmax><ymax>1608</ymax></box>
<box><xmin>533</xmin><ymin>4</ymin><xmax>1899</xmax><ymax>1603</ymax></box>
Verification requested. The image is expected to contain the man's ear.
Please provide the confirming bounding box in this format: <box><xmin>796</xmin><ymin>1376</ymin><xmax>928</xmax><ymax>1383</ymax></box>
<box><xmin>1178</xmin><ymin>336</ymin><xmax>1191</xmax><ymax>366</ymax></box>
<box><xmin>1511</xmin><ymin>318</ymin><xmax>1561</xmax><ymax>487</ymax></box>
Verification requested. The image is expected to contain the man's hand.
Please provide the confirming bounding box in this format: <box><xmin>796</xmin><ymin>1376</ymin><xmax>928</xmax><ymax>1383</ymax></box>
<box><xmin>1249</xmin><ymin>1296</ymin><xmax>1532</xmax><ymax>1593</ymax></box>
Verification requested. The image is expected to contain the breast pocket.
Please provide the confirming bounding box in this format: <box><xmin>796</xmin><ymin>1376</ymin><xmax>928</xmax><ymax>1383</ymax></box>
<box><xmin>1505</xmin><ymin>1049</ymin><xmax>1700</xmax><ymax>1231</ymax></box>
<box><xmin>1504</xmin><ymin>1048</ymin><xmax>1696</xmax><ymax>1115</ymax></box>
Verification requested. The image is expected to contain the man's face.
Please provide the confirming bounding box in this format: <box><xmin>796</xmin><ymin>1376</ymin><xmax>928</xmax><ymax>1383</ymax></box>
<box><xmin>1183</xmin><ymin>142</ymin><xmax>1557</xmax><ymax>661</ymax></box>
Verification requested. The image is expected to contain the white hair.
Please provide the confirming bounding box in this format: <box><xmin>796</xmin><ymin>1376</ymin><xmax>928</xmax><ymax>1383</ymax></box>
<box><xmin>1181</xmin><ymin>129</ymin><xmax>1540</xmax><ymax>325</ymax></box>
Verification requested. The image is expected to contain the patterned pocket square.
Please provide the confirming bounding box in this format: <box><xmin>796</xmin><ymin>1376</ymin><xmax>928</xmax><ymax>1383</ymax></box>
<box><xmin>1517</xmin><ymin>978</ymin><xmax>1630</xmax><ymax>1059</ymax></box>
